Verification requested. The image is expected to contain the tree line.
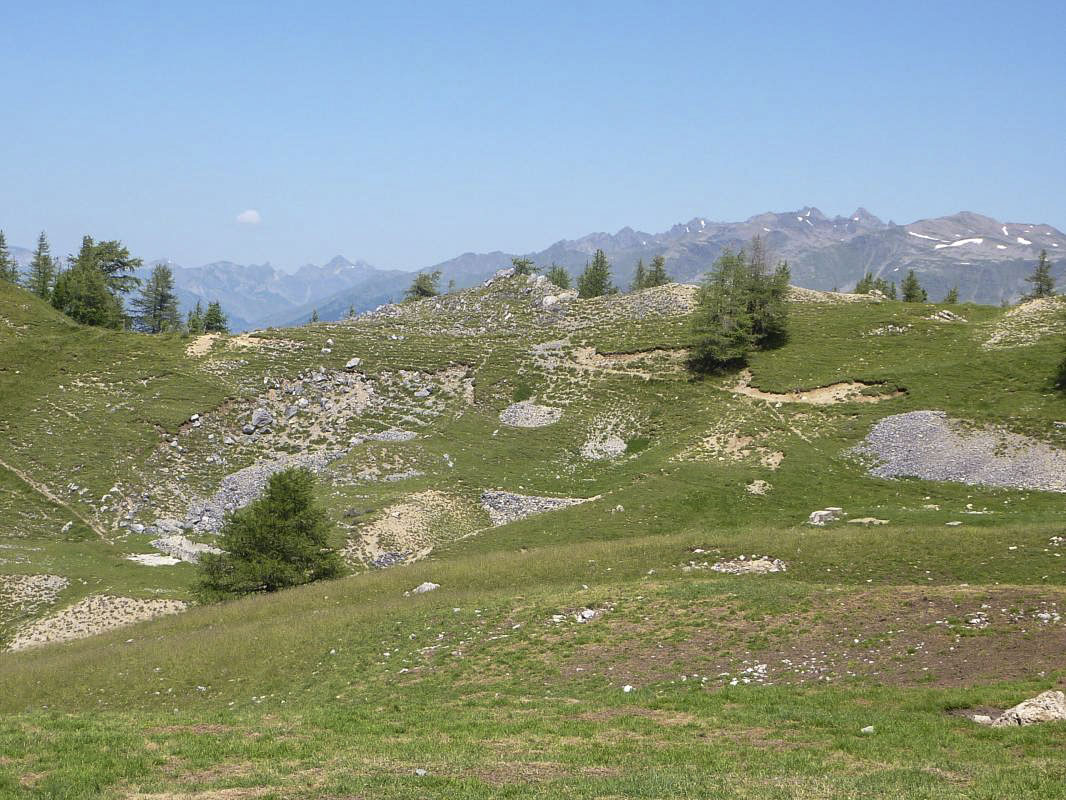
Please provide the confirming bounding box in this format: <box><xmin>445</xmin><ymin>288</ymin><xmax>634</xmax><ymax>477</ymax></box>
<box><xmin>0</xmin><ymin>229</ymin><xmax>228</xmax><ymax>334</ymax></box>
<box><xmin>393</xmin><ymin>251</ymin><xmax>674</xmax><ymax>305</ymax></box>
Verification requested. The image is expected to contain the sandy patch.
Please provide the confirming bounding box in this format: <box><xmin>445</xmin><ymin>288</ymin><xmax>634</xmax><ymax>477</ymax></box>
<box><xmin>8</xmin><ymin>595</ymin><xmax>187</xmax><ymax>650</ymax></box>
<box><xmin>343</xmin><ymin>490</ymin><xmax>480</xmax><ymax>566</ymax></box>
<box><xmin>184</xmin><ymin>334</ymin><xmax>220</xmax><ymax>358</ymax></box>
<box><xmin>729</xmin><ymin>370</ymin><xmax>903</xmax><ymax>405</ymax></box>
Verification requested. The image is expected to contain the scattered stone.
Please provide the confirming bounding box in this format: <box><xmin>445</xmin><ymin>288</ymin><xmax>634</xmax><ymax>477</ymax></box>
<box><xmin>711</xmin><ymin>555</ymin><xmax>787</xmax><ymax>575</ymax></box>
<box><xmin>808</xmin><ymin>507</ymin><xmax>844</xmax><ymax>525</ymax></box>
<box><xmin>927</xmin><ymin>309</ymin><xmax>966</xmax><ymax>322</ymax></box>
<box><xmin>860</xmin><ymin>725</ymin><xmax>875</xmax><ymax>735</ymax></box>
<box><xmin>581</xmin><ymin>434</ymin><xmax>627</xmax><ymax>460</ymax></box>
<box><xmin>150</xmin><ymin>535</ymin><xmax>222</xmax><ymax>564</ymax></box>
<box><xmin>946</xmin><ymin>521</ymin><xmax>963</xmax><ymax>527</ymax></box>
<box><xmin>125</xmin><ymin>553</ymin><xmax>182</xmax><ymax>566</ymax></box>
<box><xmin>622</xmin><ymin>684</ymin><xmax>635</xmax><ymax>693</ymax></box>
<box><xmin>409</xmin><ymin>582</ymin><xmax>440</xmax><ymax>595</ymax></box>
<box><xmin>848</xmin><ymin>517</ymin><xmax>889</xmax><ymax>525</ymax></box>
<box><xmin>499</xmin><ymin>400</ymin><xmax>563</xmax><ymax>428</ymax></box>
<box><xmin>414</xmin><ymin>768</ymin><xmax>428</xmax><ymax>777</ymax></box>
<box><xmin>479</xmin><ymin>490</ymin><xmax>588</xmax><ymax>526</ymax></box>
<box><xmin>250</xmin><ymin>407</ymin><xmax>273</xmax><ymax>429</ymax></box>
<box><xmin>746</xmin><ymin>480</ymin><xmax>772</xmax><ymax>495</ymax></box>
<box><xmin>345</xmin><ymin>357</ymin><xmax>362</xmax><ymax>370</ymax></box>
<box><xmin>8</xmin><ymin>595</ymin><xmax>187</xmax><ymax>651</ymax></box>
<box><xmin>60</xmin><ymin>521</ymin><xmax>73</xmax><ymax>534</ymax></box>
<box><xmin>992</xmin><ymin>691</ymin><xmax>1066</xmax><ymax>726</ymax></box>
<box><xmin>972</xmin><ymin>714</ymin><xmax>994</xmax><ymax>725</ymax></box>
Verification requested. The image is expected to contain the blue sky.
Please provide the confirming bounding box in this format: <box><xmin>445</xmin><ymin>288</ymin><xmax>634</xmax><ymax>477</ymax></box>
<box><xmin>2</xmin><ymin>0</ymin><xmax>1064</xmax><ymax>270</ymax></box>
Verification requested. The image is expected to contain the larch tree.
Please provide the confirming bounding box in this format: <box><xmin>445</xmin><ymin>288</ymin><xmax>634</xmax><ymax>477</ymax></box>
<box><xmin>132</xmin><ymin>264</ymin><xmax>181</xmax><ymax>333</ymax></box>
<box><xmin>204</xmin><ymin>301</ymin><xmax>229</xmax><ymax>333</ymax></box>
<box><xmin>25</xmin><ymin>232</ymin><xmax>57</xmax><ymax>300</ymax></box>
<box><xmin>403</xmin><ymin>270</ymin><xmax>441</xmax><ymax>302</ymax></box>
<box><xmin>0</xmin><ymin>231</ymin><xmax>18</xmax><ymax>283</ymax></box>
<box><xmin>901</xmin><ymin>270</ymin><xmax>927</xmax><ymax>302</ymax></box>
<box><xmin>645</xmin><ymin>255</ymin><xmax>671</xmax><ymax>288</ymax></box>
<box><xmin>1024</xmin><ymin>250</ymin><xmax>1056</xmax><ymax>299</ymax></box>
<box><xmin>631</xmin><ymin>259</ymin><xmax>647</xmax><ymax>291</ymax></box>
<box><xmin>577</xmin><ymin>249</ymin><xmax>615</xmax><ymax>298</ymax></box>
<box><xmin>546</xmin><ymin>264</ymin><xmax>570</xmax><ymax>289</ymax></box>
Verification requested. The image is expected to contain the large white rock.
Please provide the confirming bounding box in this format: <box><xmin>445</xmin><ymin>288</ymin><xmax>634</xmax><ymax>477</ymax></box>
<box><xmin>992</xmin><ymin>690</ymin><xmax>1066</xmax><ymax>726</ymax></box>
<box><xmin>410</xmin><ymin>582</ymin><xmax>440</xmax><ymax>595</ymax></box>
<box><xmin>807</xmin><ymin>507</ymin><xmax>844</xmax><ymax>525</ymax></box>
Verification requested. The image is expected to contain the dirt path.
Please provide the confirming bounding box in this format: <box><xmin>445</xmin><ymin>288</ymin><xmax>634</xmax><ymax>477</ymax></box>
<box><xmin>0</xmin><ymin>457</ymin><xmax>110</xmax><ymax>542</ymax></box>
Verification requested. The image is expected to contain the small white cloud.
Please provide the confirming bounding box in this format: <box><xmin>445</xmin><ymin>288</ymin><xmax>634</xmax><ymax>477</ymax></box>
<box><xmin>236</xmin><ymin>209</ymin><xmax>261</xmax><ymax>225</ymax></box>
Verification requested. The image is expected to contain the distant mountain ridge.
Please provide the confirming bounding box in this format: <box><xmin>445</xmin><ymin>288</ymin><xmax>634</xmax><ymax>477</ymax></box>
<box><xmin>8</xmin><ymin>208</ymin><xmax>1063</xmax><ymax>329</ymax></box>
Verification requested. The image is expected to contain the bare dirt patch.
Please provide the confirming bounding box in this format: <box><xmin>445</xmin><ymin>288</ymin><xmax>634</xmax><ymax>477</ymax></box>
<box><xmin>729</xmin><ymin>370</ymin><xmax>903</xmax><ymax>405</ymax></box>
<box><xmin>184</xmin><ymin>334</ymin><xmax>221</xmax><ymax>358</ymax></box>
<box><xmin>560</xmin><ymin>586</ymin><xmax>1066</xmax><ymax>690</ymax></box>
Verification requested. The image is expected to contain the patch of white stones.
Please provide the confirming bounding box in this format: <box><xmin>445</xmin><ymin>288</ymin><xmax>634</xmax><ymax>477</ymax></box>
<box><xmin>498</xmin><ymin>401</ymin><xmax>563</xmax><ymax>428</ymax></box>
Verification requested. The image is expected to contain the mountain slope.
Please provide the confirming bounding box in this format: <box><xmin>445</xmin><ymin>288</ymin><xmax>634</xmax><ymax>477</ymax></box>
<box><xmin>1</xmin><ymin>276</ymin><xmax>1065</xmax><ymax>796</ymax></box>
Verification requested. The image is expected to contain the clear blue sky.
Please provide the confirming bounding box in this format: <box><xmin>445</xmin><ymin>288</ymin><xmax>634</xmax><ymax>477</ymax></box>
<box><xmin>2</xmin><ymin>0</ymin><xmax>1064</xmax><ymax>270</ymax></box>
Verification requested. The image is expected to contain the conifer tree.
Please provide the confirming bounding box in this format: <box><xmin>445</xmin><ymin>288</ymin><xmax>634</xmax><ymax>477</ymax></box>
<box><xmin>403</xmin><ymin>270</ymin><xmax>441</xmax><ymax>302</ymax></box>
<box><xmin>645</xmin><ymin>255</ymin><xmax>671</xmax><ymax>288</ymax></box>
<box><xmin>1023</xmin><ymin>250</ymin><xmax>1056</xmax><ymax>299</ymax></box>
<box><xmin>688</xmin><ymin>250</ymin><xmax>754</xmax><ymax>373</ymax></box>
<box><xmin>511</xmin><ymin>257</ymin><xmax>537</xmax><ymax>275</ymax></box>
<box><xmin>854</xmin><ymin>272</ymin><xmax>874</xmax><ymax>293</ymax></box>
<box><xmin>186</xmin><ymin>301</ymin><xmax>206</xmax><ymax>335</ymax></box>
<box><xmin>25</xmin><ymin>232</ymin><xmax>57</xmax><ymax>300</ymax></box>
<box><xmin>0</xmin><ymin>231</ymin><xmax>18</xmax><ymax>283</ymax></box>
<box><xmin>546</xmin><ymin>264</ymin><xmax>570</xmax><ymax>289</ymax></box>
<box><xmin>132</xmin><ymin>264</ymin><xmax>181</xmax><ymax>333</ymax></box>
<box><xmin>901</xmin><ymin>270</ymin><xmax>927</xmax><ymax>302</ymax></box>
<box><xmin>688</xmin><ymin>240</ymin><xmax>790</xmax><ymax>374</ymax></box>
<box><xmin>631</xmin><ymin>258</ymin><xmax>647</xmax><ymax>291</ymax></box>
<box><xmin>347</xmin><ymin>304</ymin><xmax>356</xmax><ymax>319</ymax></box>
<box><xmin>577</xmin><ymin>249</ymin><xmax>614</xmax><ymax>298</ymax></box>
<box><xmin>203</xmin><ymin>301</ymin><xmax>229</xmax><ymax>333</ymax></box>
<box><xmin>944</xmin><ymin>287</ymin><xmax>959</xmax><ymax>304</ymax></box>
<box><xmin>196</xmin><ymin>467</ymin><xmax>345</xmax><ymax>601</ymax></box>
<box><xmin>51</xmin><ymin>260</ymin><xmax>124</xmax><ymax>328</ymax></box>
<box><xmin>309</xmin><ymin>308</ymin><xmax>320</xmax><ymax>323</ymax></box>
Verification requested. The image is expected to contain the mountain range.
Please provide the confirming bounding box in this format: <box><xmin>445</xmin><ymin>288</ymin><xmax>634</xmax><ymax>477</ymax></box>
<box><xmin>10</xmin><ymin>207</ymin><xmax>1064</xmax><ymax>330</ymax></box>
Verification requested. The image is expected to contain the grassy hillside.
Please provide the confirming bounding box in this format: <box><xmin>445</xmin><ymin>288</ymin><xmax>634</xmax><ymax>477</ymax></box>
<box><xmin>0</xmin><ymin>276</ymin><xmax>1064</xmax><ymax>798</ymax></box>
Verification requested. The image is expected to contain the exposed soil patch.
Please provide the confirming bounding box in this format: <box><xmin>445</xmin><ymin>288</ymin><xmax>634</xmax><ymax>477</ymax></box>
<box><xmin>729</xmin><ymin>370</ymin><xmax>903</xmax><ymax>405</ymax></box>
<box><xmin>184</xmin><ymin>334</ymin><xmax>221</xmax><ymax>358</ymax></box>
<box><xmin>560</xmin><ymin>586</ymin><xmax>1066</xmax><ymax>690</ymax></box>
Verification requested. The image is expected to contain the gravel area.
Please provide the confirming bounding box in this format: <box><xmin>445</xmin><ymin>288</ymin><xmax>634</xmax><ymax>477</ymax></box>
<box><xmin>176</xmin><ymin>451</ymin><xmax>343</xmax><ymax>533</ymax></box>
<box><xmin>479</xmin><ymin>490</ymin><xmax>589</xmax><ymax>526</ymax></box>
<box><xmin>499</xmin><ymin>401</ymin><xmax>563</xmax><ymax>428</ymax></box>
<box><xmin>852</xmin><ymin>410</ymin><xmax>1066</xmax><ymax>493</ymax></box>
